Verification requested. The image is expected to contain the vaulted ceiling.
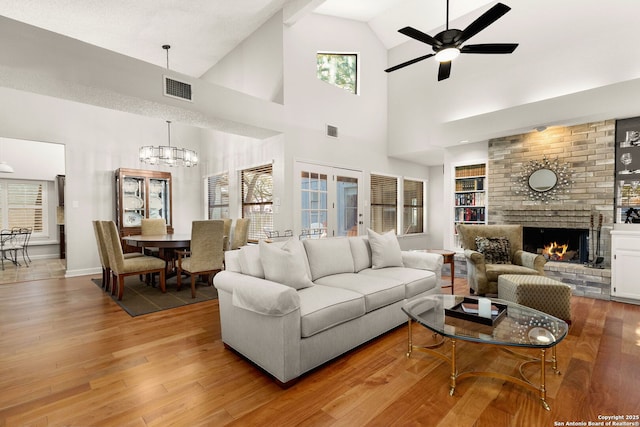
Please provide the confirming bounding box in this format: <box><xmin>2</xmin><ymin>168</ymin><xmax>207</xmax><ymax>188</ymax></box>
<box><xmin>1</xmin><ymin>0</ymin><xmax>639</xmax><ymax>164</ymax></box>
<box><xmin>0</xmin><ymin>0</ymin><xmax>495</xmax><ymax>77</ymax></box>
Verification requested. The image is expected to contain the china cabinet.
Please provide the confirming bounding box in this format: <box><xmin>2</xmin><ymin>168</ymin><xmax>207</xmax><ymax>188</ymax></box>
<box><xmin>115</xmin><ymin>168</ymin><xmax>173</xmax><ymax>241</ymax></box>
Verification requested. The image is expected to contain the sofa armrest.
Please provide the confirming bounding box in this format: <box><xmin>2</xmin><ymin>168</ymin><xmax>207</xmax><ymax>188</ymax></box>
<box><xmin>402</xmin><ymin>251</ymin><xmax>444</xmax><ymax>282</ymax></box>
<box><xmin>513</xmin><ymin>250</ymin><xmax>547</xmax><ymax>274</ymax></box>
<box><xmin>214</xmin><ymin>271</ymin><xmax>300</xmax><ymax>316</ymax></box>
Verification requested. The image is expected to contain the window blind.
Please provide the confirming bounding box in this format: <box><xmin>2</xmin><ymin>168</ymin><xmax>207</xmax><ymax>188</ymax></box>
<box><xmin>206</xmin><ymin>173</ymin><xmax>229</xmax><ymax>219</ymax></box>
<box><xmin>5</xmin><ymin>180</ymin><xmax>45</xmax><ymax>233</ymax></box>
<box><xmin>403</xmin><ymin>179</ymin><xmax>424</xmax><ymax>234</ymax></box>
<box><xmin>241</xmin><ymin>164</ymin><xmax>273</xmax><ymax>241</ymax></box>
<box><xmin>370</xmin><ymin>174</ymin><xmax>397</xmax><ymax>233</ymax></box>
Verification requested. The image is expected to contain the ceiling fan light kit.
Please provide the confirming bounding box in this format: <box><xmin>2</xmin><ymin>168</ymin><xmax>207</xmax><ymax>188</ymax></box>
<box><xmin>435</xmin><ymin>47</ymin><xmax>460</xmax><ymax>62</ymax></box>
<box><xmin>385</xmin><ymin>1</ymin><xmax>518</xmax><ymax>81</ymax></box>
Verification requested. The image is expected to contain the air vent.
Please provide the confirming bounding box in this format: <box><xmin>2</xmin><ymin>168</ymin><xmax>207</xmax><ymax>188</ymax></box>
<box><xmin>326</xmin><ymin>124</ymin><xmax>338</xmax><ymax>138</ymax></box>
<box><xmin>163</xmin><ymin>75</ymin><xmax>193</xmax><ymax>102</ymax></box>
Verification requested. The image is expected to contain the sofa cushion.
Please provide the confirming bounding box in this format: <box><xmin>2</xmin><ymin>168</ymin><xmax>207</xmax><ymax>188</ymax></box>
<box><xmin>314</xmin><ymin>272</ymin><xmax>405</xmax><ymax>312</ymax></box>
<box><xmin>303</xmin><ymin>237</ymin><xmax>354</xmax><ymax>281</ymax></box>
<box><xmin>349</xmin><ymin>236</ymin><xmax>372</xmax><ymax>272</ymax></box>
<box><xmin>238</xmin><ymin>244</ymin><xmax>264</xmax><ymax>278</ymax></box>
<box><xmin>298</xmin><ymin>285</ymin><xmax>365</xmax><ymax>338</ymax></box>
<box><xmin>367</xmin><ymin>229</ymin><xmax>404</xmax><ymax>269</ymax></box>
<box><xmin>359</xmin><ymin>267</ymin><xmax>437</xmax><ymax>298</ymax></box>
<box><xmin>476</xmin><ymin>236</ymin><xmax>512</xmax><ymax>264</ymax></box>
<box><xmin>260</xmin><ymin>239</ymin><xmax>314</xmax><ymax>290</ymax></box>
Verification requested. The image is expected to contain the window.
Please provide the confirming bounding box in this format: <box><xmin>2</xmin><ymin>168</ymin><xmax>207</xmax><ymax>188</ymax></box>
<box><xmin>0</xmin><ymin>179</ymin><xmax>47</xmax><ymax>237</ymax></box>
<box><xmin>403</xmin><ymin>179</ymin><xmax>425</xmax><ymax>234</ymax></box>
<box><xmin>300</xmin><ymin>170</ymin><xmax>328</xmax><ymax>236</ymax></box>
<box><xmin>206</xmin><ymin>173</ymin><xmax>229</xmax><ymax>219</ymax></box>
<box><xmin>317</xmin><ymin>53</ymin><xmax>358</xmax><ymax>94</ymax></box>
<box><xmin>370</xmin><ymin>174</ymin><xmax>398</xmax><ymax>234</ymax></box>
<box><xmin>241</xmin><ymin>164</ymin><xmax>273</xmax><ymax>241</ymax></box>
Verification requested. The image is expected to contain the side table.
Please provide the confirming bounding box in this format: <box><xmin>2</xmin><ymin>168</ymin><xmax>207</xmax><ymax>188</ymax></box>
<box><xmin>416</xmin><ymin>249</ymin><xmax>456</xmax><ymax>294</ymax></box>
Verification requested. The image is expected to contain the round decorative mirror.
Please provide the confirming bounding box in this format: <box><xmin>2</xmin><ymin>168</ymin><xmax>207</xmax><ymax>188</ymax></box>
<box><xmin>514</xmin><ymin>157</ymin><xmax>573</xmax><ymax>203</ymax></box>
<box><xmin>528</xmin><ymin>168</ymin><xmax>557</xmax><ymax>192</ymax></box>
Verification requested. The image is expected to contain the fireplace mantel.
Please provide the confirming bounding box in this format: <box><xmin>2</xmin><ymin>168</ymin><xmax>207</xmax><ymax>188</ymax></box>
<box><xmin>500</xmin><ymin>204</ymin><xmax>592</xmax><ymax>229</ymax></box>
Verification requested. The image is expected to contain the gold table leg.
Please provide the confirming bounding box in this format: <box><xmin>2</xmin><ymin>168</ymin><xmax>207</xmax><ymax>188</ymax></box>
<box><xmin>406</xmin><ymin>322</ymin><xmax>557</xmax><ymax>411</ymax></box>
<box><xmin>449</xmin><ymin>338</ymin><xmax>457</xmax><ymax>396</ymax></box>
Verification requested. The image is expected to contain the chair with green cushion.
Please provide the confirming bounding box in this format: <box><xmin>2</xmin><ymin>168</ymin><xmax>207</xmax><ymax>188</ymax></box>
<box><xmin>177</xmin><ymin>220</ymin><xmax>225</xmax><ymax>298</ymax></box>
<box><xmin>456</xmin><ymin>224</ymin><xmax>546</xmax><ymax>295</ymax></box>
<box><xmin>100</xmin><ymin>220</ymin><xmax>166</xmax><ymax>300</ymax></box>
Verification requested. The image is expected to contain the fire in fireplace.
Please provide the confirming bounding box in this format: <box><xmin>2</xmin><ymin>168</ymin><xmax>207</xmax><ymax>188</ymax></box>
<box><xmin>523</xmin><ymin>227</ymin><xmax>589</xmax><ymax>263</ymax></box>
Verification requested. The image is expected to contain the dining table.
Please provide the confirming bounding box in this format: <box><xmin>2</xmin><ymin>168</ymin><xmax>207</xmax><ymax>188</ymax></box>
<box><xmin>122</xmin><ymin>233</ymin><xmax>191</xmax><ymax>277</ymax></box>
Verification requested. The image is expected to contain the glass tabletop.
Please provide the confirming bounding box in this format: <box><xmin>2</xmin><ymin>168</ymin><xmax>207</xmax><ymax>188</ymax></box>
<box><xmin>402</xmin><ymin>295</ymin><xmax>568</xmax><ymax>348</ymax></box>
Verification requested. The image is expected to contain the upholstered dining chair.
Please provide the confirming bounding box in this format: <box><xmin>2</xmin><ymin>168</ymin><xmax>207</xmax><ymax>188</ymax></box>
<box><xmin>456</xmin><ymin>224</ymin><xmax>546</xmax><ymax>295</ymax></box>
<box><xmin>222</xmin><ymin>218</ymin><xmax>232</xmax><ymax>251</ymax></box>
<box><xmin>100</xmin><ymin>220</ymin><xmax>166</xmax><ymax>300</ymax></box>
<box><xmin>140</xmin><ymin>218</ymin><xmax>167</xmax><ymax>253</ymax></box>
<box><xmin>230</xmin><ymin>218</ymin><xmax>250</xmax><ymax>250</ymax></box>
<box><xmin>176</xmin><ymin>220</ymin><xmax>225</xmax><ymax>298</ymax></box>
<box><xmin>92</xmin><ymin>221</ymin><xmax>143</xmax><ymax>293</ymax></box>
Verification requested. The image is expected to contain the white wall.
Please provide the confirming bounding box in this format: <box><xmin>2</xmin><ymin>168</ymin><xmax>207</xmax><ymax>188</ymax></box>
<box><xmin>0</xmin><ymin>87</ymin><xmax>203</xmax><ymax>277</ymax></box>
<box><xmin>201</xmin><ymin>11</ymin><xmax>284</xmax><ymax>104</ymax></box>
<box><xmin>282</xmin><ymin>13</ymin><xmax>431</xmax><ymax>247</ymax></box>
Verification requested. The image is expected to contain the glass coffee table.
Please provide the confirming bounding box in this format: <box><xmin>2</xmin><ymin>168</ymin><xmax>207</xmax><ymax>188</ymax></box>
<box><xmin>402</xmin><ymin>295</ymin><xmax>569</xmax><ymax>411</ymax></box>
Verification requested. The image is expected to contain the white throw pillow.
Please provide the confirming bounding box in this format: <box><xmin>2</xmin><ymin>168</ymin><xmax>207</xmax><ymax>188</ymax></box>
<box><xmin>238</xmin><ymin>245</ymin><xmax>264</xmax><ymax>278</ymax></box>
<box><xmin>259</xmin><ymin>239</ymin><xmax>314</xmax><ymax>290</ymax></box>
<box><xmin>366</xmin><ymin>228</ymin><xmax>404</xmax><ymax>269</ymax></box>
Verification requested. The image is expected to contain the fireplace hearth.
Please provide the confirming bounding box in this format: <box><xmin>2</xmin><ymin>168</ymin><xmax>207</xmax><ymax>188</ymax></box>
<box><xmin>523</xmin><ymin>227</ymin><xmax>589</xmax><ymax>263</ymax></box>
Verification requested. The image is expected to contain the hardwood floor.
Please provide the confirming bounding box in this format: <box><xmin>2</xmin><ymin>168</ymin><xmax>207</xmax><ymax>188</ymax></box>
<box><xmin>1</xmin><ymin>275</ymin><xmax>639</xmax><ymax>426</ymax></box>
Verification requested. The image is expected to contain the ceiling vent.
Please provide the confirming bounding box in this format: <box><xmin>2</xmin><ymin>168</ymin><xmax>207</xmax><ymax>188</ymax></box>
<box><xmin>326</xmin><ymin>124</ymin><xmax>338</xmax><ymax>138</ymax></box>
<box><xmin>163</xmin><ymin>75</ymin><xmax>193</xmax><ymax>102</ymax></box>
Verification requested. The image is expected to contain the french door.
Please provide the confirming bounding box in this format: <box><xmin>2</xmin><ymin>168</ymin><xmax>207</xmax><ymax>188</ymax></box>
<box><xmin>295</xmin><ymin>162</ymin><xmax>363</xmax><ymax>238</ymax></box>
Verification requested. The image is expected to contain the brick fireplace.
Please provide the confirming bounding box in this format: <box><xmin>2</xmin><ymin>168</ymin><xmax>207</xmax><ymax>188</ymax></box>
<box><xmin>487</xmin><ymin>120</ymin><xmax>615</xmax><ymax>299</ymax></box>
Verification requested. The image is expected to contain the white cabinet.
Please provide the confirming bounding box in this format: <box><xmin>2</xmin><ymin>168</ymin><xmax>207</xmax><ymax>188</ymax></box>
<box><xmin>611</xmin><ymin>230</ymin><xmax>640</xmax><ymax>301</ymax></box>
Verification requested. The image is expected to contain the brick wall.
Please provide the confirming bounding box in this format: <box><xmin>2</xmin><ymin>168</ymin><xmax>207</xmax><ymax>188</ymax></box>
<box><xmin>487</xmin><ymin>120</ymin><xmax>616</xmax><ymax>265</ymax></box>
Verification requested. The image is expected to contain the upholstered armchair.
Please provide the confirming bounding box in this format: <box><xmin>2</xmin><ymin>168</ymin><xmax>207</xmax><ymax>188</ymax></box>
<box><xmin>456</xmin><ymin>224</ymin><xmax>546</xmax><ymax>295</ymax></box>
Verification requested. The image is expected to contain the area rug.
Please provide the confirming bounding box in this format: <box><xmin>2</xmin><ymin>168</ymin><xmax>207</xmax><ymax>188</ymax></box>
<box><xmin>92</xmin><ymin>275</ymin><xmax>218</xmax><ymax>317</ymax></box>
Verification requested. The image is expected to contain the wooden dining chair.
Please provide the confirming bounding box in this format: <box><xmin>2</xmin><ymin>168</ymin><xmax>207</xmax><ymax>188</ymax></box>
<box><xmin>176</xmin><ymin>220</ymin><xmax>224</xmax><ymax>298</ymax></box>
<box><xmin>100</xmin><ymin>220</ymin><xmax>166</xmax><ymax>300</ymax></box>
<box><xmin>230</xmin><ymin>218</ymin><xmax>250</xmax><ymax>250</ymax></box>
<box><xmin>92</xmin><ymin>220</ymin><xmax>143</xmax><ymax>293</ymax></box>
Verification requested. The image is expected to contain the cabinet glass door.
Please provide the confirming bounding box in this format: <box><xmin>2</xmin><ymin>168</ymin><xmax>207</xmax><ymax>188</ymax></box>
<box><xmin>149</xmin><ymin>178</ymin><xmax>171</xmax><ymax>226</ymax></box>
<box><xmin>122</xmin><ymin>176</ymin><xmax>145</xmax><ymax>227</ymax></box>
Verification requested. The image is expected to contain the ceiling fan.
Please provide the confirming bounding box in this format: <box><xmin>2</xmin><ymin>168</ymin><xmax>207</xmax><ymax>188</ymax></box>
<box><xmin>385</xmin><ymin>1</ymin><xmax>518</xmax><ymax>81</ymax></box>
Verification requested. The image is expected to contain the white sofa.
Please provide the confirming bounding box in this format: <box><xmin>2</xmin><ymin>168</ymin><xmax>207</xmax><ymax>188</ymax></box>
<box><xmin>213</xmin><ymin>234</ymin><xmax>444</xmax><ymax>385</ymax></box>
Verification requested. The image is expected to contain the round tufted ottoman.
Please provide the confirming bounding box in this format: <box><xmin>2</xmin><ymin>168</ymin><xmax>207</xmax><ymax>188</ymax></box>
<box><xmin>497</xmin><ymin>274</ymin><xmax>572</xmax><ymax>323</ymax></box>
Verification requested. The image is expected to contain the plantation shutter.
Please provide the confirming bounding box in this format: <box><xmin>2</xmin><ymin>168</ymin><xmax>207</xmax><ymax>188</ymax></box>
<box><xmin>7</xmin><ymin>181</ymin><xmax>44</xmax><ymax>232</ymax></box>
<box><xmin>241</xmin><ymin>164</ymin><xmax>273</xmax><ymax>241</ymax></box>
<box><xmin>370</xmin><ymin>174</ymin><xmax>397</xmax><ymax>233</ymax></box>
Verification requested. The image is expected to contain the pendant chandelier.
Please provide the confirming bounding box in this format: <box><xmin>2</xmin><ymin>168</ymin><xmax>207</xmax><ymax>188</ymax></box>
<box><xmin>139</xmin><ymin>120</ymin><xmax>198</xmax><ymax>167</ymax></box>
<box><xmin>138</xmin><ymin>45</ymin><xmax>198</xmax><ymax>168</ymax></box>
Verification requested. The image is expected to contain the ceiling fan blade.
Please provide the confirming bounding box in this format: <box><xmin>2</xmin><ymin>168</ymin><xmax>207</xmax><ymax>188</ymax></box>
<box><xmin>461</xmin><ymin>43</ymin><xmax>518</xmax><ymax>54</ymax></box>
<box><xmin>385</xmin><ymin>54</ymin><xmax>435</xmax><ymax>73</ymax></box>
<box><xmin>438</xmin><ymin>61</ymin><xmax>452</xmax><ymax>81</ymax></box>
<box><xmin>457</xmin><ymin>3</ymin><xmax>511</xmax><ymax>44</ymax></box>
<box><xmin>398</xmin><ymin>26</ymin><xmax>441</xmax><ymax>47</ymax></box>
